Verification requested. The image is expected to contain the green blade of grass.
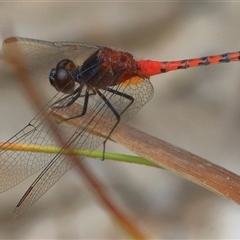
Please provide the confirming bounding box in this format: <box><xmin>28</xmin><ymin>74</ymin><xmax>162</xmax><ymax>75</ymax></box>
<box><xmin>0</xmin><ymin>142</ymin><xmax>160</xmax><ymax>168</ymax></box>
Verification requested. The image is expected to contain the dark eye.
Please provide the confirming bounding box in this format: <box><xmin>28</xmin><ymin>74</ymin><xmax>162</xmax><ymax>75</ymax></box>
<box><xmin>56</xmin><ymin>59</ymin><xmax>76</xmax><ymax>70</ymax></box>
<box><xmin>49</xmin><ymin>59</ymin><xmax>76</xmax><ymax>94</ymax></box>
<box><xmin>49</xmin><ymin>69</ymin><xmax>57</xmax><ymax>87</ymax></box>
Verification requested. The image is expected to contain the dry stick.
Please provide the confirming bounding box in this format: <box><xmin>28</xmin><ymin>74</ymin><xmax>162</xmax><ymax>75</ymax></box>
<box><xmin>3</xmin><ymin>47</ymin><xmax>148</xmax><ymax>239</ymax></box>
<box><xmin>52</xmin><ymin>103</ymin><xmax>240</xmax><ymax>205</ymax></box>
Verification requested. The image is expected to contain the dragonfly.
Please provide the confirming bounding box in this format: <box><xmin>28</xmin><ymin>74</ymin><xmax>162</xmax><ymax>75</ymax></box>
<box><xmin>1</xmin><ymin>37</ymin><xmax>240</xmax><ymax>217</ymax></box>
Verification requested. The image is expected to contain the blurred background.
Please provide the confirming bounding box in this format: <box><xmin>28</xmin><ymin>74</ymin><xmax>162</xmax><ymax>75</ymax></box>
<box><xmin>1</xmin><ymin>1</ymin><xmax>240</xmax><ymax>239</ymax></box>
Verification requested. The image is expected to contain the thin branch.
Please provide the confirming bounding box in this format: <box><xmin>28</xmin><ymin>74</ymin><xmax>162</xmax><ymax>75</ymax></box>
<box><xmin>52</xmin><ymin>103</ymin><xmax>240</xmax><ymax>206</ymax></box>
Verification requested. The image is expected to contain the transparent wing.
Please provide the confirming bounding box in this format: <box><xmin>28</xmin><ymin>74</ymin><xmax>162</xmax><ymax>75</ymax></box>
<box><xmin>8</xmin><ymin>76</ymin><xmax>153</xmax><ymax>217</ymax></box>
<box><xmin>1</xmin><ymin>37</ymin><xmax>154</xmax><ymax>216</ymax></box>
<box><xmin>2</xmin><ymin>37</ymin><xmax>100</xmax><ymax>74</ymax></box>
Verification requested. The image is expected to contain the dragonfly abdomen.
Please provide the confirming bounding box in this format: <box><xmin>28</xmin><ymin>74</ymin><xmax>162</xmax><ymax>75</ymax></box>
<box><xmin>137</xmin><ymin>51</ymin><xmax>240</xmax><ymax>78</ymax></box>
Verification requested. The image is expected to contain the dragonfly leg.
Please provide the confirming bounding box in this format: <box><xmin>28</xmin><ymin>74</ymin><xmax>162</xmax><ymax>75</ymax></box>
<box><xmin>57</xmin><ymin>89</ymin><xmax>90</xmax><ymax>123</ymax></box>
<box><xmin>96</xmin><ymin>88</ymin><xmax>134</xmax><ymax>160</ymax></box>
<box><xmin>106</xmin><ymin>87</ymin><xmax>134</xmax><ymax>115</ymax></box>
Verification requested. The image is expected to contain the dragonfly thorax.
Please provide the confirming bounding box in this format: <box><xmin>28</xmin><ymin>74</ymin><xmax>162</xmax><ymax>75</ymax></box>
<box><xmin>76</xmin><ymin>48</ymin><xmax>139</xmax><ymax>90</ymax></box>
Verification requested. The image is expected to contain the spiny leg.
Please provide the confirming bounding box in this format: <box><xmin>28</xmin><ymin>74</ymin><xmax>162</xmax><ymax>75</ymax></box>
<box><xmin>96</xmin><ymin>88</ymin><xmax>134</xmax><ymax>159</ymax></box>
<box><xmin>105</xmin><ymin>87</ymin><xmax>134</xmax><ymax>115</ymax></box>
<box><xmin>53</xmin><ymin>88</ymin><xmax>90</xmax><ymax>124</ymax></box>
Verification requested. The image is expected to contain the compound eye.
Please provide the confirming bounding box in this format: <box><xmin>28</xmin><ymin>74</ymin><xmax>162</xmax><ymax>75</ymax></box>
<box><xmin>56</xmin><ymin>59</ymin><xmax>76</xmax><ymax>70</ymax></box>
<box><xmin>49</xmin><ymin>69</ymin><xmax>57</xmax><ymax>87</ymax></box>
<box><xmin>49</xmin><ymin>59</ymin><xmax>76</xmax><ymax>94</ymax></box>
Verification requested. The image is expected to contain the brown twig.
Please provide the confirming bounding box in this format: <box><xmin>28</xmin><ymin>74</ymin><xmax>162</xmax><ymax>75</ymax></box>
<box><xmin>52</xmin><ymin>103</ymin><xmax>240</xmax><ymax>205</ymax></box>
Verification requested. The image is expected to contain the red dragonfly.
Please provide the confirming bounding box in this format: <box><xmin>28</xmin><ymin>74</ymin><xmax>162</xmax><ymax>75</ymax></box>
<box><xmin>1</xmin><ymin>37</ymin><xmax>239</xmax><ymax>217</ymax></box>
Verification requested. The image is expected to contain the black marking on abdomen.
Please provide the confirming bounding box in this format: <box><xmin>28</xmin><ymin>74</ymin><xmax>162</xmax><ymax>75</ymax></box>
<box><xmin>219</xmin><ymin>53</ymin><xmax>230</xmax><ymax>63</ymax></box>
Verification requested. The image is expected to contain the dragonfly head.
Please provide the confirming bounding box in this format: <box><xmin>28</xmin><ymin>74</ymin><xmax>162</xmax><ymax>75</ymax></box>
<box><xmin>49</xmin><ymin>59</ymin><xmax>77</xmax><ymax>94</ymax></box>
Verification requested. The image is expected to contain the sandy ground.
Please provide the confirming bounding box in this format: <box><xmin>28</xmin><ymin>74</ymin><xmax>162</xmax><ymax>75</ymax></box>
<box><xmin>0</xmin><ymin>2</ymin><xmax>240</xmax><ymax>239</ymax></box>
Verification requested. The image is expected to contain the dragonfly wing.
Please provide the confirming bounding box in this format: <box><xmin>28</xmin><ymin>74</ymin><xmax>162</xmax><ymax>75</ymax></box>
<box><xmin>1</xmin><ymin>39</ymin><xmax>154</xmax><ymax>216</ymax></box>
<box><xmin>2</xmin><ymin>37</ymin><xmax>100</xmax><ymax>74</ymax></box>
<box><xmin>12</xmin><ymin>150</ymin><xmax>76</xmax><ymax>217</ymax></box>
<box><xmin>9</xmin><ymin>76</ymin><xmax>153</xmax><ymax>217</ymax></box>
<box><xmin>10</xmin><ymin>89</ymin><xmax>115</xmax><ymax>217</ymax></box>
<box><xmin>0</xmin><ymin>117</ymin><xmax>50</xmax><ymax>193</ymax></box>
<box><xmin>0</xmin><ymin>98</ymin><xmax>73</xmax><ymax>193</ymax></box>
